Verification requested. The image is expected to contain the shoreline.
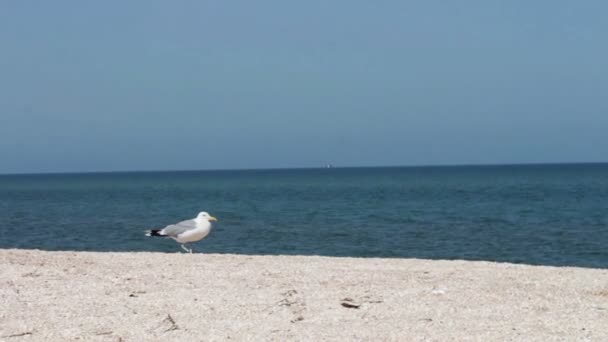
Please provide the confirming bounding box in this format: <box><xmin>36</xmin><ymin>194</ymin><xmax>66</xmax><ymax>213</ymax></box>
<box><xmin>2</xmin><ymin>249</ymin><xmax>608</xmax><ymax>340</ymax></box>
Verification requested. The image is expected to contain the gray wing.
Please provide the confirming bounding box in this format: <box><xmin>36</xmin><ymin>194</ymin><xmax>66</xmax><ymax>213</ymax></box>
<box><xmin>160</xmin><ymin>219</ymin><xmax>196</xmax><ymax>237</ymax></box>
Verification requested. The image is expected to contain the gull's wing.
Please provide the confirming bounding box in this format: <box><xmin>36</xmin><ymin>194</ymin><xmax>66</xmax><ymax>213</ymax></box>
<box><xmin>160</xmin><ymin>219</ymin><xmax>196</xmax><ymax>237</ymax></box>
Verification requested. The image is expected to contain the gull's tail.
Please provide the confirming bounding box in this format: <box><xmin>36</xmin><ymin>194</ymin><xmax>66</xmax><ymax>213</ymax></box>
<box><xmin>145</xmin><ymin>229</ymin><xmax>165</xmax><ymax>237</ymax></box>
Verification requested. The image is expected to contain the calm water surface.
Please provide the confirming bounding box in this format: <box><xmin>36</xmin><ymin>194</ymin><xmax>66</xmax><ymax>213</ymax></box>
<box><xmin>1</xmin><ymin>164</ymin><xmax>607</xmax><ymax>268</ymax></box>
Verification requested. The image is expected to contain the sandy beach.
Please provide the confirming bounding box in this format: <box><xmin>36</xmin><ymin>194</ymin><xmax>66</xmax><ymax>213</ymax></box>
<box><xmin>1</xmin><ymin>249</ymin><xmax>608</xmax><ymax>341</ymax></box>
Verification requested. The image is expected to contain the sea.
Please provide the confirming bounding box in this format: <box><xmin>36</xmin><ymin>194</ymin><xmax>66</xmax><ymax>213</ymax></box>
<box><xmin>1</xmin><ymin>164</ymin><xmax>607</xmax><ymax>268</ymax></box>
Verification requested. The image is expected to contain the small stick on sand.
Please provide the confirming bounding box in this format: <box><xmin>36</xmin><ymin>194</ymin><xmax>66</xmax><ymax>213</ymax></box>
<box><xmin>2</xmin><ymin>331</ymin><xmax>33</xmax><ymax>338</ymax></box>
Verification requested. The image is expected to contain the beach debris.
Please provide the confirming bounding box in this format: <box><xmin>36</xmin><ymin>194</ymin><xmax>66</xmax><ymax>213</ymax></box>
<box><xmin>2</xmin><ymin>331</ymin><xmax>33</xmax><ymax>338</ymax></box>
<box><xmin>271</xmin><ymin>289</ymin><xmax>306</xmax><ymax>323</ymax></box>
<box><xmin>340</xmin><ymin>298</ymin><xmax>361</xmax><ymax>309</ymax></box>
<box><xmin>291</xmin><ymin>315</ymin><xmax>305</xmax><ymax>323</ymax></box>
<box><xmin>161</xmin><ymin>314</ymin><xmax>179</xmax><ymax>332</ymax></box>
<box><xmin>278</xmin><ymin>290</ymin><xmax>299</xmax><ymax>307</ymax></box>
<box><xmin>95</xmin><ymin>331</ymin><xmax>113</xmax><ymax>336</ymax></box>
<box><xmin>129</xmin><ymin>290</ymin><xmax>147</xmax><ymax>298</ymax></box>
<box><xmin>340</xmin><ymin>295</ymin><xmax>383</xmax><ymax>309</ymax></box>
<box><xmin>431</xmin><ymin>287</ymin><xmax>447</xmax><ymax>295</ymax></box>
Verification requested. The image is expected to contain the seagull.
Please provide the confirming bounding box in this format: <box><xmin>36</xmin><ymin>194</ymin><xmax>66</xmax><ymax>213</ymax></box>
<box><xmin>145</xmin><ymin>212</ymin><xmax>218</xmax><ymax>253</ymax></box>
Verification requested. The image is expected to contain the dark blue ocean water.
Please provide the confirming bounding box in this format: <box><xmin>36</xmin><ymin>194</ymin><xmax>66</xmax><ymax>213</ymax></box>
<box><xmin>1</xmin><ymin>164</ymin><xmax>607</xmax><ymax>268</ymax></box>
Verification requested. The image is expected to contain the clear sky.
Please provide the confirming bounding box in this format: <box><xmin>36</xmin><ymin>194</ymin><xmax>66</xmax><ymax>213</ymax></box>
<box><xmin>1</xmin><ymin>1</ymin><xmax>607</xmax><ymax>173</ymax></box>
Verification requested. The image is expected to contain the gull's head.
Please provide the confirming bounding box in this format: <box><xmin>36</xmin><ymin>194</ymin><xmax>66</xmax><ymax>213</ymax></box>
<box><xmin>197</xmin><ymin>211</ymin><xmax>218</xmax><ymax>222</ymax></box>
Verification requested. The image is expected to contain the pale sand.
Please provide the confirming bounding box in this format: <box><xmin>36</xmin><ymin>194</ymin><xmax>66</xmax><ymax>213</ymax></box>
<box><xmin>1</xmin><ymin>250</ymin><xmax>608</xmax><ymax>341</ymax></box>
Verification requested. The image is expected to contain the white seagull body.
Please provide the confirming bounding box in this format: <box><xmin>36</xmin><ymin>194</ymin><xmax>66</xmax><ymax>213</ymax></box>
<box><xmin>145</xmin><ymin>212</ymin><xmax>218</xmax><ymax>253</ymax></box>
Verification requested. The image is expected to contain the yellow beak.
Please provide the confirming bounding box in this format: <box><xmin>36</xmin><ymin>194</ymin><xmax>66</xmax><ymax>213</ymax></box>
<box><xmin>208</xmin><ymin>216</ymin><xmax>218</xmax><ymax>222</ymax></box>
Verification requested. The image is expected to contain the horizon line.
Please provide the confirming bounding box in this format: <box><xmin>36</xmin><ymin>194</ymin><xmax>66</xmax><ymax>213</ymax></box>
<box><xmin>1</xmin><ymin>161</ymin><xmax>607</xmax><ymax>177</ymax></box>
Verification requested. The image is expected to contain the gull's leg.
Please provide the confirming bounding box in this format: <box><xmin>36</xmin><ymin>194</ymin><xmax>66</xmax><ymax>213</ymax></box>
<box><xmin>181</xmin><ymin>244</ymin><xmax>190</xmax><ymax>253</ymax></box>
<box><xmin>189</xmin><ymin>247</ymin><xmax>193</xmax><ymax>254</ymax></box>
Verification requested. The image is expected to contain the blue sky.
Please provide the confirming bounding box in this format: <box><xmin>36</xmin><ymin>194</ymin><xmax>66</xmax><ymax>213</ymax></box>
<box><xmin>1</xmin><ymin>1</ymin><xmax>607</xmax><ymax>173</ymax></box>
